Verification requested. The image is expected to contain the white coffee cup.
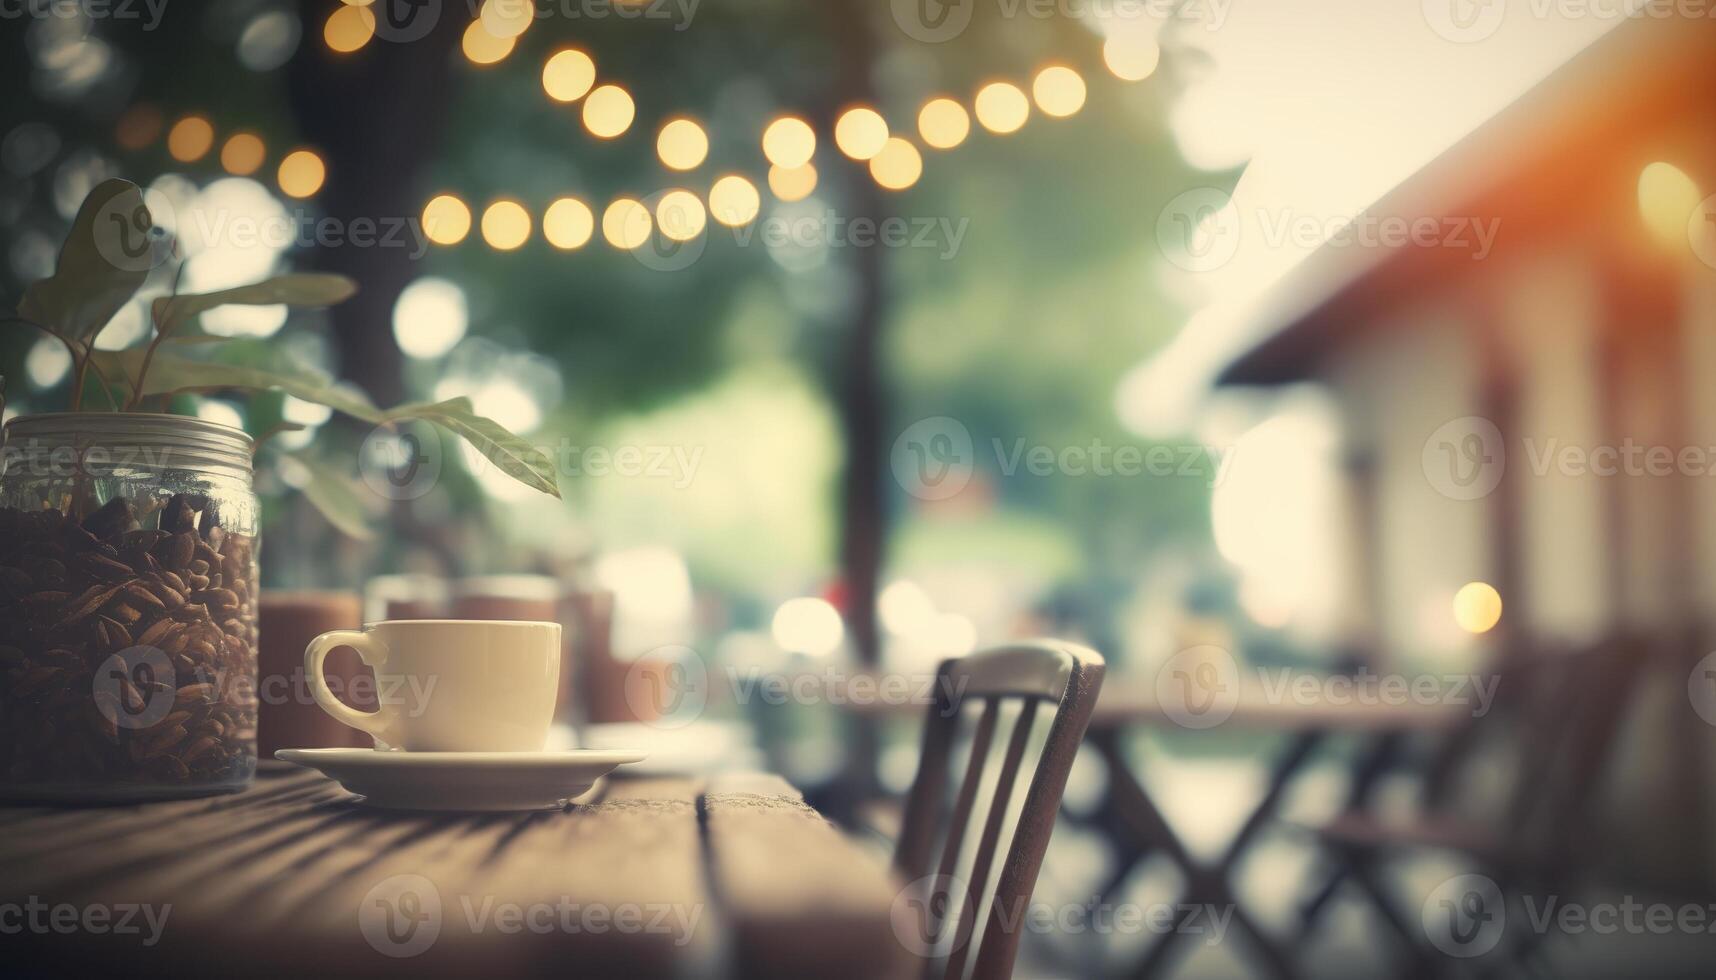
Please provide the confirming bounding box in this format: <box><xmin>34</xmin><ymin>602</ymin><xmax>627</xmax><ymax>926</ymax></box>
<box><xmin>305</xmin><ymin>620</ymin><xmax>561</xmax><ymax>752</ymax></box>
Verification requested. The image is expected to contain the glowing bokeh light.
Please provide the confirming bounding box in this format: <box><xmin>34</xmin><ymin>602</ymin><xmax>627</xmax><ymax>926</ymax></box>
<box><xmin>543</xmin><ymin>197</ymin><xmax>595</xmax><ymax>250</ymax></box>
<box><xmin>219</xmin><ymin>132</ymin><xmax>266</xmax><ymax>176</ymax></box>
<box><xmin>655</xmin><ymin>190</ymin><xmax>707</xmax><ymax>242</ymax></box>
<box><xmin>583</xmin><ymin>85</ymin><xmax>635</xmax><ymax>139</ymax></box>
<box><xmin>322</xmin><ymin>5</ymin><xmax>374</xmax><ymax>53</ymax></box>
<box><xmin>768</xmin><ymin>163</ymin><xmax>817</xmax><ymax>202</ymax></box>
<box><xmin>276</xmin><ymin>149</ymin><xmax>325</xmax><ymax>198</ymax></box>
<box><xmin>1453</xmin><ymin>582</ymin><xmax>1503</xmax><ymax>634</ymax></box>
<box><xmin>918</xmin><ymin>97</ymin><xmax>970</xmax><ymax>150</ymax></box>
<box><xmin>974</xmin><ymin>82</ymin><xmax>1029</xmax><ymax>134</ymax></box>
<box><xmin>541</xmin><ymin>48</ymin><xmax>596</xmax><ymax>102</ymax></box>
<box><xmin>602</xmin><ymin>197</ymin><xmax>652</xmax><ymax>249</ymax></box>
<box><xmin>480</xmin><ymin>199</ymin><xmax>532</xmax><ymax>250</ymax></box>
<box><xmin>1032</xmin><ymin>65</ymin><xmax>1087</xmax><ymax>118</ymax></box>
<box><xmin>762</xmin><ymin>116</ymin><xmax>816</xmax><ymax>169</ymax></box>
<box><xmin>869</xmin><ymin>137</ymin><xmax>922</xmax><ymax>191</ymax></box>
<box><xmin>1103</xmin><ymin>35</ymin><xmax>1161</xmax><ymax>82</ymax></box>
<box><xmin>167</xmin><ymin>115</ymin><xmax>214</xmax><ymax>162</ymax></box>
<box><xmin>834</xmin><ymin>106</ymin><xmax>889</xmax><ymax>161</ymax></box>
<box><xmin>771</xmin><ymin>597</ymin><xmax>844</xmax><ymax>657</ymax></box>
<box><xmin>708</xmin><ymin>175</ymin><xmax>760</xmax><ymax>227</ymax></box>
<box><xmin>656</xmin><ymin>118</ymin><xmax>709</xmax><ymax>171</ymax></box>
<box><xmin>423</xmin><ymin>193</ymin><xmax>473</xmax><ymax>245</ymax></box>
<box><xmin>461</xmin><ymin>20</ymin><xmax>515</xmax><ymax>65</ymax></box>
<box><xmin>393</xmin><ymin>277</ymin><xmax>469</xmax><ymax>359</ymax></box>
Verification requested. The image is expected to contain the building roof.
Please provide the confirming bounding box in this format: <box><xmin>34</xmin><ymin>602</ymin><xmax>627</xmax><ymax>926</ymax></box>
<box><xmin>1214</xmin><ymin>13</ymin><xmax>1716</xmax><ymax>387</ymax></box>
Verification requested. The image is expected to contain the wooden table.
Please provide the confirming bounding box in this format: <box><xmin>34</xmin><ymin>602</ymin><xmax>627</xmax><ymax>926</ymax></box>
<box><xmin>1084</xmin><ymin>683</ymin><xmax>1468</xmax><ymax>980</ymax></box>
<box><xmin>0</xmin><ymin>770</ymin><xmax>909</xmax><ymax>978</ymax></box>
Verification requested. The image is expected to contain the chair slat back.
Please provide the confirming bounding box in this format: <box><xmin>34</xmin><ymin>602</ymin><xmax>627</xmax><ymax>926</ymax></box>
<box><xmin>893</xmin><ymin>640</ymin><xmax>1105</xmax><ymax>980</ymax></box>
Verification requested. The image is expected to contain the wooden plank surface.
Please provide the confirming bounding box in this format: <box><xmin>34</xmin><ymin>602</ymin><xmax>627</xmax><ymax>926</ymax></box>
<box><xmin>702</xmin><ymin>772</ymin><xmax>911</xmax><ymax>980</ymax></box>
<box><xmin>0</xmin><ymin>768</ymin><xmax>896</xmax><ymax>978</ymax></box>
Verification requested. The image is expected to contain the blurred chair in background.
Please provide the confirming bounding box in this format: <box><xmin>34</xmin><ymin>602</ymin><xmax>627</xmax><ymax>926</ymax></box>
<box><xmin>1294</xmin><ymin>639</ymin><xmax>1642</xmax><ymax>976</ymax></box>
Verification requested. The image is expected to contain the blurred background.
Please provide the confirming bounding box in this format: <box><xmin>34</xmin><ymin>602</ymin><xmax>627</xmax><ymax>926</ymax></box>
<box><xmin>5</xmin><ymin>0</ymin><xmax>1716</xmax><ymax>976</ymax></box>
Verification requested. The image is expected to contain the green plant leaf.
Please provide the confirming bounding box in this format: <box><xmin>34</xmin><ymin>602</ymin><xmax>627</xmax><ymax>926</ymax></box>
<box><xmin>92</xmin><ymin>349</ymin><xmax>385</xmax><ymax>422</ymax></box>
<box><xmin>18</xmin><ymin>178</ymin><xmax>159</xmax><ymax>342</ymax></box>
<box><xmin>387</xmin><ymin>397</ymin><xmax>561</xmax><ymax>498</ymax></box>
<box><xmin>151</xmin><ymin>273</ymin><xmax>357</xmax><ymax>335</ymax></box>
<box><xmin>280</xmin><ymin>452</ymin><xmax>377</xmax><ymax>541</ymax></box>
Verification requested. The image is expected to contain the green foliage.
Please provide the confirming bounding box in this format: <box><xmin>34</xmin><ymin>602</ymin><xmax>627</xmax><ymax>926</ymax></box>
<box><xmin>8</xmin><ymin>179</ymin><xmax>562</xmax><ymax>540</ymax></box>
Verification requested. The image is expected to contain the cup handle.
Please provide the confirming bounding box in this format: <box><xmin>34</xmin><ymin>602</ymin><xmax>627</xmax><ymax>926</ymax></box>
<box><xmin>305</xmin><ymin>629</ymin><xmax>390</xmax><ymax>743</ymax></box>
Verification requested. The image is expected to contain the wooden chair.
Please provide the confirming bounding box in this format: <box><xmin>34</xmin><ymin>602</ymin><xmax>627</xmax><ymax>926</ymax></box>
<box><xmin>892</xmin><ymin>640</ymin><xmax>1106</xmax><ymax>980</ymax></box>
<box><xmin>1293</xmin><ymin>637</ymin><xmax>1642</xmax><ymax>977</ymax></box>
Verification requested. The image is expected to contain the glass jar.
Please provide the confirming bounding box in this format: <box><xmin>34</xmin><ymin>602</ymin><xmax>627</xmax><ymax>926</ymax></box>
<box><xmin>0</xmin><ymin>414</ymin><xmax>259</xmax><ymax>802</ymax></box>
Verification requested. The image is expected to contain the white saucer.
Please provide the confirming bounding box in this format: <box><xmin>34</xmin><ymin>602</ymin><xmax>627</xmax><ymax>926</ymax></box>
<box><xmin>274</xmin><ymin>748</ymin><xmax>648</xmax><ymax>811</ymax></box>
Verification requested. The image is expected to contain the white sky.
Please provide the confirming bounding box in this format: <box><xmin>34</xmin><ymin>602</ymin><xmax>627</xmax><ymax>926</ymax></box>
<box><xmin>1117</xmin><ymin>0</ymin><xmax>1625</xmax><ymax>434</ymax></box>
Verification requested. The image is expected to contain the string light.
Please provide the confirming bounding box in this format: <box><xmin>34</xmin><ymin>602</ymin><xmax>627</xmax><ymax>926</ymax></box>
<box><xmin>655</xmin><ymin>190</ymin><xmax>707</xmax><ymax>242</ymax></box>
<box><xmin>481</xmin><ymin>199</ymin><xmax>532</xmax><ymax>250</ymax></box>
<box><xmin>917</xmin><ymin>97</ymin><xmax>970</xmax><ymax>150</ymax></box>
<box><xmin>762</xmin><ymin>116</ymin><xmax>816</xmax><ymax>169</ymax></box>
<box><xmin>462</xmin><ymin>20</ymin><xmax>515</xmax><ymax>65</ymax></box>
<box><xmin>423</xmin><ymin>194</ymin><xmax>473</xmax><ymax>246</ymax></box>
<box><xmin>869</xmin><ymin>138</ymin><xmax>923</xmax><ymax>191</ymax></box>
<box><xmin>166</xmin><ymin>115</ymin><xmax>214</xmax><ymax>162</ymax></box>
<box><xmin>656</xmin><ymin>118</ymin><xmax>709</xmax><ymax>171</ymax></box>
<box><xmin>1103</xmin><ymin>35</ymin><xmax>1160</xmax><ymax>82</ymax></box>
<box><xmin>479</xmin><ymin>0</ymin><xmax>534</xmax><ymax>39</ymax></box>
<box><xmin>834</xmin><ymin>107</ymin><xmax>889</xmax><ymax>161</ymax></box>
<box><xmin>542</xmin><ymin>48</ymin><xmax>596</xmax><ymax>102</ymax></box>
<box><xmin>114</xmin><ymin>104</ymin><xmax>163</xmax><ymax>151</ymax></box>
<box><xmin>768</xmin><ymin>163</ymin><xmax>817</xmax><ymax>202</ymax></box>
<box><xmin>220</xmin><ymin>133</ymin><xmax>266</xmax><ymax>176</ymax></box>
<box><xmin>583</xmin><ymin>85</ymin><xmax>635</xmax><ymax>139</ymax></box>
<box><xmin>974</xmin><ymin>82</ymin><xmax>1029</xmax><ymax>134</ymax></box>
<box><xmin>709</xmin><ymin>175</ymin><xmax>760</xmax><ymax>227</ymax></box>
<box><xmin>1032</xmin><ymin>66</ymin><xmax>1086</xmax><ymax>118</ymax></box>
<box><xmin>543</xmin><ymin>197</ymin><xmax>595</xmax><ymax>249</ymax></box>
<box><xmin>602</xmin><ymin>197</ymin><xmax>652</xmax><ymax>249</ymax></box>
<box><xmin>441</xmin><ymin>45</ymin><xmax>1146</xmax><ymax>265</ymax></box>
<box><xmin>277</xmin><ymin>149</ymin><xmax>326</xmax><ymax>198</ymax></box>
<box><xmin>323</xmin><ymin>5</ymin><xmax>375</xmax><ymax>53</ymax></box>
